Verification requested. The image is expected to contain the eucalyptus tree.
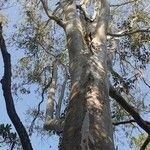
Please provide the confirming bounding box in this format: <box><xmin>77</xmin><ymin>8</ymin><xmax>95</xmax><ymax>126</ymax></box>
<box><xmin>1</xmin><ymin>0</ymin><xmax>150</xmax><ymax>150</ymax></box>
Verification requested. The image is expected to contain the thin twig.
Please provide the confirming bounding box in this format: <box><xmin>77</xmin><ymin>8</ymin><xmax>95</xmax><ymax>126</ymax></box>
<box><xmin>108</xmin><ymin>29</ymin><xmax>150</xmax><ymax>37</ymax></box>
<box><xmin>110</xmin><ymin>1</ymin><xmax>136</xmax><ymax>7</ymax></box>
<box><xmin>113</xmin><ymin>119</ymin><xmax>150</xmax><ymax>126</ymax></box>
<box><xmin>28</xmin><ymin>77</ymin><xmax>52</xmax><ymax>136</ymax></box>
<box><xmin>40</xmin><ymin>0</ymin><xmax>64</xmax><ymax>28</ymax></box>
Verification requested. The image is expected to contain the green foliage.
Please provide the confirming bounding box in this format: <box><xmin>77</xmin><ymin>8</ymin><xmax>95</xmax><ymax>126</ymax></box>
<box><xmin>0</xmin><ymin>124</ymin><xmax>18</xmax><ymax>148</ymax></box>
<box><xmin>1</xmin><ymin>0</ymin><xmax>150</xmax><ymax>149</ymax></box>
<box><xmin>13</xmin><ymin>0</ymin><xmax>150</xmax><ymax>147</ymax></box>
<box><xmin>12</xmin><ymin>2</ymin><xmax>67</xmax><ymax>95</ymax></box>
<box><xmin>132</xmin><ymin>133</ymin><xmax>150</xmax><ymax>150</ymax></box>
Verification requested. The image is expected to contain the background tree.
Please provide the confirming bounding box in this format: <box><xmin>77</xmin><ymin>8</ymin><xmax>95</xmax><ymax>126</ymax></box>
<box><xmin>0</xmin><ymin>22</ymin><xmax>33</xmax><ymax>149</ymax></box>
<box><xmin>0</xmin><ymin>0</ymin><xmax>150</xmax><ymax>149</ymax></box>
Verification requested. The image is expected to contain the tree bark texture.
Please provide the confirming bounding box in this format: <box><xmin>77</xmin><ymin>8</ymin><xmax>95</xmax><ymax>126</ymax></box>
<box><xmin>60</xmin><ymin>0</ymin><xmax>114</xmax><ymax>149</ymax></box>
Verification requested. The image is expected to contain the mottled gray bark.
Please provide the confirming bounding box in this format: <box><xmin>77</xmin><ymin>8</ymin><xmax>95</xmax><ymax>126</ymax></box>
<box><xmin>60</xmin><ymin>0</ymin><xmax>114</xmax><ymax>149</ymax></box>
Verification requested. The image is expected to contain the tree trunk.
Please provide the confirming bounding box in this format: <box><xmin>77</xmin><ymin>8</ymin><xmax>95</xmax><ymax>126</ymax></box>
<box><xmin>60</xmin><ymin>0</ymin><xmax>114</xmax><ymax>149</ymax></box>
<box><xmin>60</xmin><ymin>55</ymin><xmax>114</xmax><ymax>150</ymax></box>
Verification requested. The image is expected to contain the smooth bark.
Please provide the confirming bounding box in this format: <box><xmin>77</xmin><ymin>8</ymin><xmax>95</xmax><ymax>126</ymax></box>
<box><xmin>60</xmin><ymin>0</ymin><xmax>114</xmax><ymax>149</ymax></box>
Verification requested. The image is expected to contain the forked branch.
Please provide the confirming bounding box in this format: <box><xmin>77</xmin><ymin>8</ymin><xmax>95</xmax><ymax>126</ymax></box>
<box><xmin>40</xmin><ymin>0</ymin><xmax>64</xmax><ymax>28</ymax></box>
<box><xmin>109</xmin><ymin>85</ymin><xmax>150</xmax><ymax>134</ymax></box>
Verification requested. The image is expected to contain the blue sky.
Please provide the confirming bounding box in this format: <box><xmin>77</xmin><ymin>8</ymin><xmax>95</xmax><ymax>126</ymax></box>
<box><xmin>0</xmin><ymin>2</ymin><xmax>59</xmax><ymax>150</ymax></box>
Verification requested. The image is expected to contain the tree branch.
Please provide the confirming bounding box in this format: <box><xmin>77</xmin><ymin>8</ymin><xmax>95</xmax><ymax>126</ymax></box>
<box><xmin>40</xmin><ymin>0</ymin><xmax>64</xmax><ymax>28</ymax></box>
<box><xmin>110</xmin><ymin>1</ymin><xmax>136</xmax><ymax>7</ymax></box>
<box><xmin>109</xmin><ymin>85</ymin><xmax>150</xmax><ymax>134</ymax></box>
<box><xmin>113</xmin><ymin>119</ymin><xmax>136</xmax><ymax>126</ymax></box>
<box><xmin>108</xmin><ymin>29</ymin><xmax>150</xmax><ymax>37</ymax></box>
<box><xmin>29</xmin><ymin>74</ymin><xmax>53</xmax><ymax>136</ymax></box>
<box><xmin>113</xmin><ymin>119</ymin><xmax>150</xmax><ymax>126</ymax></box>
<box><xmin>76</xmin><ymin>5</ymin><xmax>93</xmax><ymax>22</ymax></box>
<box><xmin>140</xmin><ymin>135</ymin><xmax>150</xmax><ymax>150</ymax></box>
<box><xmin>0</xmin><ymin>23</ymin><xmax>33</xmax><ymax>150</ymax></box>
